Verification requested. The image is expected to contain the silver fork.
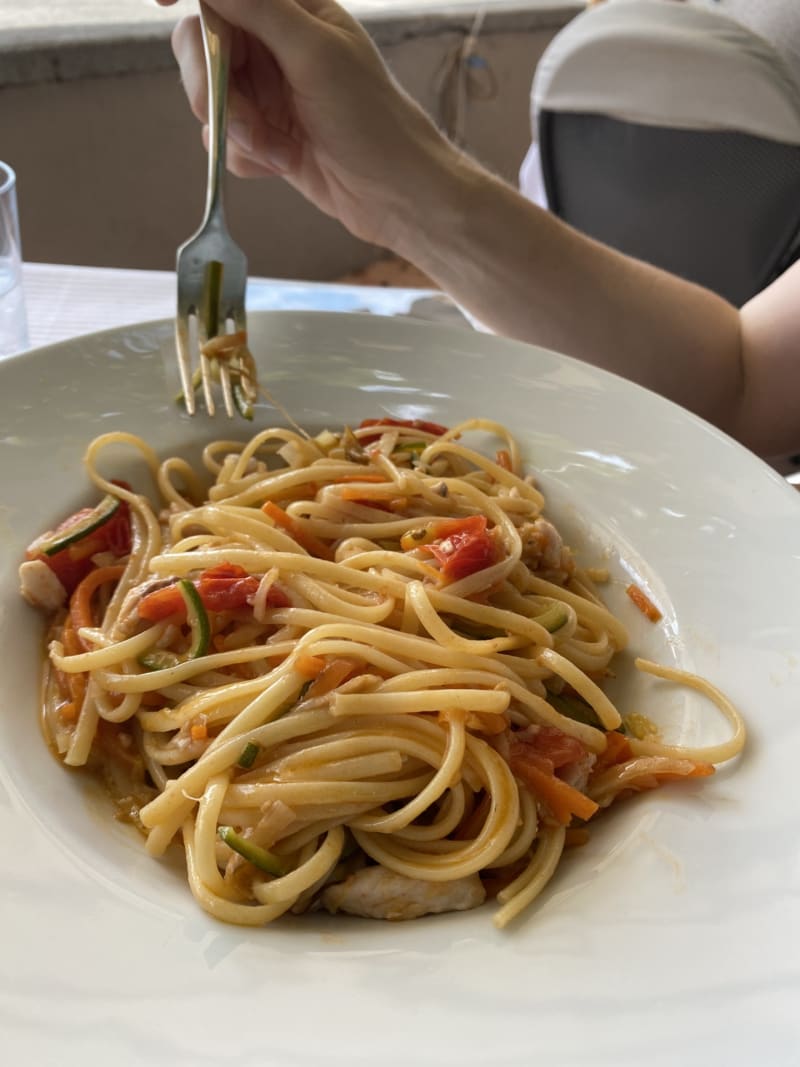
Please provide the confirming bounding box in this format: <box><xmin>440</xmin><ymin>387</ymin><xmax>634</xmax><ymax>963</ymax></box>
<box><xmin>175</xmin><ymin>2</ymin><xmax>251</xmax><ymax>417</ymax></box>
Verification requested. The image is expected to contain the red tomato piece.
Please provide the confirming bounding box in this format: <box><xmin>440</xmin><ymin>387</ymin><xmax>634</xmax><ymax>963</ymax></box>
<box><xmin>508</xmin><ymin>726</ymin><xmax>588</xmax><ymax>775</ymax></box>
<box><xmin>138</xmin><ymin>564</ymin><xmax>290</xmax><ymax>622</ymax></box>
<box><xmin>264</xmin><ymin>584</ymin><xmax>290</xmax><ymax>608</ymax></box>
<box><xmin>104</xmin><ymin>506</ymin><xmax>132</xmax><ymax>557</ymax></box>
<box><xmin>426</xmin><ymin>515</ymin><xmax>496</xmax><ymax>582</ymax></box>
<box><xmin>199</xmin><ymin>563</ymin><xmax>290</xmax><ymax>609</ymax></box>
<box><xmin>430</xmin><ymin>515</ymin><xmax>487</xmax><ymax>540</ymax></box>
<box><xmin>26</xmin><ymin>487</ymin><xmax>132</xmax><ymax>596</ymax></box>
<box><xmin>197</xmin><ymin>563</ymin><xmax>260</xmax><ymax>612</ymax></box>
<box><xmin>358</xmin><ymin>417</ymin><xmax>449</xmax><ymax>444</ymax></box>
<box><xmin>138</xmin><ymin>584</ymin><xmax>186</xmax><ymax>622</ymax></box>
<box><xmin>39</xmin><ymin>551</ymin><xmax>95</xmax><ymax>597</ymax></box>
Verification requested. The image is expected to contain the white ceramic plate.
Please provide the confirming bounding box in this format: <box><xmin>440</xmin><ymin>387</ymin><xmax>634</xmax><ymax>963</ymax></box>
<box><xmin>1</xmin><ymin>312</ymin><xmax>798</xmax><ymax>1066</ymax></box>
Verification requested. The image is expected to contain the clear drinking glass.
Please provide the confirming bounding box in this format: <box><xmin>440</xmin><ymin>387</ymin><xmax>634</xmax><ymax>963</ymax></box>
<box><xmin>0</xmin><ymin>161</ymin><xmax>29</xmax><ymax>358</ymax></box>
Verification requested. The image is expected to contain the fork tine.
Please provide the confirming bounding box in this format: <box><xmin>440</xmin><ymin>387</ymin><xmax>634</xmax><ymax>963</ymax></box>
<box><xmin>171</xmin><ymin>5</ymin><xmax>251</xmax><ymax>420</ymax></box>
<box><xmin>233</xmin><ymin>307</ymin><xmax>257</xmax><ymax>408</ymax></box>
<box><xmin>175</xmin><ymin>314</ymin><xmax>196</xmax><ymax>416</ymax></box>
<box><xmin>199</xmin><ymin>347</ymin><xmax>216</xmax><ymax>417</ymax></box>
<box><xmin>219</xmin><ymin>358</ymin><xmax>236</xmax><ymax>418</ymax></box>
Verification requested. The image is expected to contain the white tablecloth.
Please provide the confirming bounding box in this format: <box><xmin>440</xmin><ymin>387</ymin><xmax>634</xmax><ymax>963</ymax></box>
<box><xmin>19</xmin><ymin>262</ymin><xmax>468</xmax><ymax>351</ymax></box>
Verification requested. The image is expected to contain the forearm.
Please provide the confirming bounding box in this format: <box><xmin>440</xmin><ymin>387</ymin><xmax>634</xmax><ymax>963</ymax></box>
<box><xmin>392</xmin><ymin>158</ymin><xmax>747</xmax><ymax>437</ymax></box>
<box><xmin>159</xmin><ymin>0</ymin><xmax>794</xmax><ymax>457</ymax></box>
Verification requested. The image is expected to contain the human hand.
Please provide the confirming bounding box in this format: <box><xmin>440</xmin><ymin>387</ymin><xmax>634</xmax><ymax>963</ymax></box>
<box><xmin>154</xmin><ymin>0</ymin><xmax>465</xmax><ymax>249</ymax></box>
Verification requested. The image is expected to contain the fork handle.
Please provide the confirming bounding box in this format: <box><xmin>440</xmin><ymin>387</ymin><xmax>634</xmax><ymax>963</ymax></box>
<box><xmin>199</xmin><ymin>1</ymin><xmax>232</xmax><ymax>227</ymax></box>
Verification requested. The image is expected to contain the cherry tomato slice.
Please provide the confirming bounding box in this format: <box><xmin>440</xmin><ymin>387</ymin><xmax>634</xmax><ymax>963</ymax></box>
<box><xmin>138</xmin><ymin>563</ymin><xmax>289</xmax><ymax>621</ymax></box>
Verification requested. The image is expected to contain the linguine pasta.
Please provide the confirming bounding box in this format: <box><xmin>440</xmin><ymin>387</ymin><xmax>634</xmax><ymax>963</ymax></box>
<box><xmin>22</xmin><ymin>417</ymin><xmax>745</xmax><ymax>928</ymax></box>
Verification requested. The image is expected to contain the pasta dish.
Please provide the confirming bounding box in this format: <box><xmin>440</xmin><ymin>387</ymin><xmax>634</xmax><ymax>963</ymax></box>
<box><xmin>19</xmin><ymin>417</ymin><xmax>745</xmax><ymax>928</ymax></box>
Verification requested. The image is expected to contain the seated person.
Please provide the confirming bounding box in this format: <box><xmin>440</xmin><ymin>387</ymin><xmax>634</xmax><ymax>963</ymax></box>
<box><xmin>156</xmin><ymin>0</ymin><xmax>800</xmax><ymax>461</ymax></box>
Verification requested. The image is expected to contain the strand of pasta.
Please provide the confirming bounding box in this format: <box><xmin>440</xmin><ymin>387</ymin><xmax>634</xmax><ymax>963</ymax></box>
<box><xmin>50</xmin><ymin>623</ymin><xmax>165</xmax><ymax>673</ymax></box>
<box><xmin>137</xmin><ymin>663</ymin><xmax>296</xmax><ymax>729</ymax></box>
<box><xmin>493</xmin><ymin>826</ymin><xmax>567</xmax><ymax>929</ymax></box>
<box><xmin>352</xmin><ymin>736</ymin><xmax>519</xmax><ymax>880</ymax></box>
<box><xmin>392</xmin><ymin>782</ymin><xmax>469</xmax><ymax>843</ymax></box>
<box><xmin>182</xmin><ymin>819</ymin><xmax>291</xmax><ymax>926</ymax></box>
<box><xmin>88</xmin><ymin>645</ymin><xmax>295</xmax><ymax>693</ymax></box>
<box><xmin>332</xmin><ymin>688</ymin><xmax>510</xmax><ymax>718</ymax></box>
<box><xmin>64</xmin><ymin>680</ymin><xmax>100</xmax><ymax>767</ymax></box>
<box><xmin>193</xmin><ymin>772</ymin><xmax>236</xmax><ymax>899</ymax></box>
<box><xmin>527</xmin><ymin>574</ymin><xmax>628</xmax><ymax>650</ymax></box>
<box><xmin>252</xmin><ymin>826</ymin><xmax>345</xmax><ymax>906</ymax></box>
<box><xmin>489</xmin><ymin>785</ymin><xmax>539</xmax><ymax>868</ymax></box>
<box><xmin>258</xmin><ymin>714</ymin><xmax>485</xmax><ymax>793</ymax></box>
<box><xmin>411</xmin><ymin>581</ymin><xmax>557</xmax><ymax>651</ymax></box>
<box><xmin>138</xmin><ymin>674</ymin><xmax>318</xmax><ymax>829</ymax></box>
<box><xmin>224</xmin><ymin>772</ymin><xmax>435</xmax><ymax>811</ymax></box>
<box><xmin>43</xmin><ymin>423</ymin><xmax>747</xmax><ymax>934</ymax></box>
<box><xmin>157</xmin><ymin>455</ymin><xmax>206</xmax><ymax>508</ymax></box>
<box><xmin>349</xmin><ymin>712</ymin><xmax>467</xmax><ymax>834</ymax></box>
<box><xmin>628</xmin><ymin>658</ymin><xmax>746</xmax><ymax>764</ymax></box>
<box><xmin>537</xmin><ymin>647</ymin><xmax>622</xmax><ymax>730</ymax></box>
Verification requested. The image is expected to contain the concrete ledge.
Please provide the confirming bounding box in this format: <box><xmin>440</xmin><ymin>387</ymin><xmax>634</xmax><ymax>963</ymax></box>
<box><xmin>0</xmin><ymin>1</ymin><xmax>583</xmax><ymax>87</ymax></box>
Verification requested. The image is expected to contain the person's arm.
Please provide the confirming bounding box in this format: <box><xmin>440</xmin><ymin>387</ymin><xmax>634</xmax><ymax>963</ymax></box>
<box><xmin>393</xmin><ymin>164</ymin><xmax>800</xmax><ymax>460</ymax></box>
<box><xmin>155</xmin><ymin>0</ymin><xmax>800</xmax><ymax>458</ymax></box>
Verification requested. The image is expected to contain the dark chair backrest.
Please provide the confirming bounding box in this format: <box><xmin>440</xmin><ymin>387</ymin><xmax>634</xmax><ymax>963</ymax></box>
<box><xmin>538</xmin><ymin>110</ymin><xmax>800</xmax><ymax>306</ymax></box>
<box><xmin>532</xmin><ymin>0</ymin><xmax>800</xmax><ymax>306</ymax></box>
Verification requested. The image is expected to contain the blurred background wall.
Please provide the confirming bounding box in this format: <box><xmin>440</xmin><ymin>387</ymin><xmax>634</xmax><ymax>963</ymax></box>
<box><xmin>0</xmin><ymin>4</ymin><xmax>581</xmax><ymax>279</ymax></box>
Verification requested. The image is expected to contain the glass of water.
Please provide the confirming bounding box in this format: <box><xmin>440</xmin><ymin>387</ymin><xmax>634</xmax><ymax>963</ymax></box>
<box><xmin>0</xmin><ymin>161</ymin><xmax>29</xmax><ymax>359</ymax></box>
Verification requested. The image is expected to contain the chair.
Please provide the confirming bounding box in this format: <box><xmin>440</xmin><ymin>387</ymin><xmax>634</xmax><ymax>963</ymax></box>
<box><xmin>521</xmin><ymin>0</ymin><xmax>800</xmax><ymax>306</ymax></box>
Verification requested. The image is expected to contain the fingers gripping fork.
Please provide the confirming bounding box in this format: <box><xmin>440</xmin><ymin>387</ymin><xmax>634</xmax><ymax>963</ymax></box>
<box><xmin>174</xmin><ymin>3</ymin><xmax>253</xmax><ymax>418</ymax></box>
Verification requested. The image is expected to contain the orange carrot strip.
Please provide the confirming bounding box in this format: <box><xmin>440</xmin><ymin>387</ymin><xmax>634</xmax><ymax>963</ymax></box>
<box><xmin>592</xmin><ymin>730</ymin><xmax>633</xmax><ymax>775</ymax></box>
<box><xmin>262</xmin><ymin>501</ymin><xmax>334</xmax><ymax>561</ymax></box>
<box><xmin>70</xmin><ymin>565</ymin><xmax>125</xmax><ymax>631</ymax></box>
<box><xmin>58</xmin><ymin>701</ymin><xmax>79</xmax><ymax>724</ymax></box>
<box><xmin>305</xmin><ymin>657</ymin><xmax>359</xmax><ymax>700</ymax></box>
<box><xmin>61</xmin><ymin>618</ymin><xmax>83</xmax><ymax>657</ymax></box>
<box><xmin>626</xmin><ymin>583</ymin><xmax>662</xmax><ymax>622</ymax></box>
<box><xmin>140</xmin><ymin>692</ymin><xmax>166</xmax><ymax>708</ymax></box>
<box><xmin>415</xmin><ymin>560</ymin><xmax>443</xmax><ymax>584</ymax></box>
<box><xmin>564</xmin><ymin>827</ymin><xmax>591</xmax><ymax>848</ymax></box>
<box><xmin>60</xmin><ymin>620</ymin><xmax>87</xmax><ymax>706</ymax></box>
<box><xmin>512</xmin><ymin>758</ymin><xmax>599</xmax><ymax>824</ymax></box>
<box><xmin>190</xmin><ymin>722</ymin><xmax>208</xmax><ymax>741</ymax></box>
<box><xmin>650</xmin><ymin>762</ymin><xmax>715</xmax><ymax>782</ymax></box>
<box><xmin>276</xmin><ymin>485</ymin><xmax>320</xmax><ymax>504</ymax></box>
<box><xmin>338</xmin><ymin>487</ymin><xmax>391</xmax><ymax>502</ymax></box>
<box><xmin>338</xmin><ymin>489</ymin><xmax>409</xmax><ymax>513</ymax></box>
<box><xmin>453</xmin><ymin>792</ymin><xmax>492</xmax><ymax>841</ymax></box>
<box><xmin>69</xmin><ymin>564</ymin><xmax>125</xmax><ymax>649</ymax></box>
<box><xmin>469</xmin><ymin>711</ymin><xmax>510</xmax><ymax>736</ymax></box>
<box><xmin>335</xmin><ymin>474</ymin><xmax>387</xmax><ymax>484</ymax></box>
<box><xmin>441</xmin><ymin>708</ymin><xmax>509</xmax><ymax>736</ymax></box>
<box><xmin>295</xmin><ymin>653</ymin><xmax>326</xmax><ymax>679</ymax></box>
<box><xmin>496</xmin><ymin>449</ymin><xmax>513</xmax><ymax>472</ymax></box>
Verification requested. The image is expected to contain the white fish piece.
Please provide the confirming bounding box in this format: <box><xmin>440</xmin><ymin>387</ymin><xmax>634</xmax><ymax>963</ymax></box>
<box><xmin>18</xmin><ymin>560</ymin><xmax>67</xmax><ymax>611</ymax></box>
<box><xmin>524</xmin><ymin>517</ymin><xmax>564</xmax><ymax>570</ymax></box>
<box><xmin>559</xmin><ymin>751</ymin><xmax>596</xmax><ymax>793</ymax></box>
<box><xmin>320</xmin><ymin>865</ymin><xmax>486</xmax><ymax>921</ymax></box>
